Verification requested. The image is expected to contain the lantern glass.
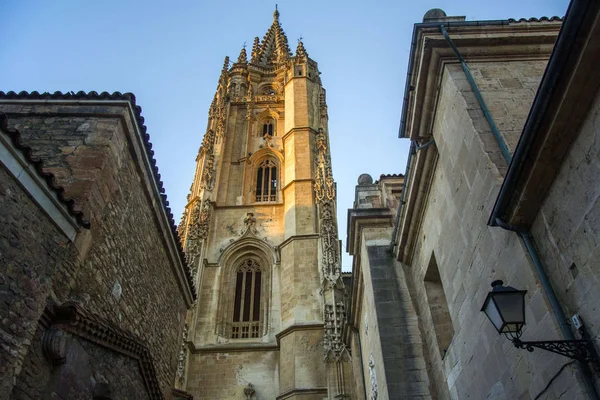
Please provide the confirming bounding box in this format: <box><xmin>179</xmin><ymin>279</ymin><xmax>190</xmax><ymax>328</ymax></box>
<box><xmin>481</xmin><ymin>280</ymin><xmax>527</xmax><ymax>335</ymax></box>
<box><xmin>494</xmin><ymin>292</ymin><xmax>525</xmax><ymax>333</ymax></box>
<box><xmin>483</xmin><ymin>296</ymin><xmax>504</xmax><ymax>332</ymax></box>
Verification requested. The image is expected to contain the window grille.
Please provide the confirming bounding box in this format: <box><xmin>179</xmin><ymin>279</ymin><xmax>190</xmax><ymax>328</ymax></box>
<box><xmin>231</xmin><ymin>259</ymin><xmax>262</xmax><ymax>339</ymax></box>
<box><xmin>255</xmin><ymin>159</ymin><xmax>277</xmax><ymax>202</ymax></box>
<box><xmin>262</xmin><ymin>119</ymin><xmax>274</xmax><ymax>136</ymax></box>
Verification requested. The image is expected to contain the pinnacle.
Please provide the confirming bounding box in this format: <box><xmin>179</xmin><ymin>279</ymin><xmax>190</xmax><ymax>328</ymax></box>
<box><xmin>296</xmin><ymin>40</ymin><xmax>308</xmax><ymax>59</ymax></box>
<box><xmin>221</xmin><ymin>56</ymin><xmax>230</xmax><ymax>73</ymax></box>
<box><xmin>250</xmin><ymin>37</ymin><xmax>260</xmax><ymax>63</ymax></box>
<box><xmin>237</xmin><ymin>46</ymin><xmax>248</xmax><ymax>64</ymax></box>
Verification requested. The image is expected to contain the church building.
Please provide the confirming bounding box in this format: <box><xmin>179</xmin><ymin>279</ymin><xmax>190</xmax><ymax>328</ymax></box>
<box><xmin>175</xmin><ymin>9</ymin><xmax>355</xmax><ymax>400</ymax></box>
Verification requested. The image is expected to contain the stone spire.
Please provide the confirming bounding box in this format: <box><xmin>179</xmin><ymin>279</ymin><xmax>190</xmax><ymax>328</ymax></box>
<box><xmin>295</xmin><ymin>40</ymin><xmax>308</xmax><ymax>60</ymax></box>
<box><xmin>254</xmin><ymin>7</ymin><xmax>291</xmax><ymax>66</ymax></box>
<box><xmin>218</xmin><ymin>56</ymin><xmax>230</xmax><ymax>86</ymax></box>
<box><xmin>237</xmin><ymin>46</ymin><xmax>248</xmax><ymax>64</ymax></box>
<box><xmin>250</xmin><ymin>37</ymin><xmax>260</xmax><ymax>63</ymax></box>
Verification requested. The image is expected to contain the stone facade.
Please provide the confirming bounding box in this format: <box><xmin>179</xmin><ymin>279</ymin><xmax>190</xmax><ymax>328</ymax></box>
<box><xmin>0</xmin><ymin>95</ymin><xmax>194</xmax><ymax>399</ymax></box>
<box><xmin>347</xmin><ymin>5</ymin><xmax>600</xmax><ymax>400</ymax></box>
<box><xmin>178</xmin><ymin>9</ymin><xmax>354</xmax><ymax>400</ymax></box>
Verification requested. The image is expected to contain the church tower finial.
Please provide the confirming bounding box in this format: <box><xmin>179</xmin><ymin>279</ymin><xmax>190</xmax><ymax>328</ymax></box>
<box><xmin>250</xmin><ymin>37</ymin><xmax>260</xmax><ymax>63</ymax></box>
<box><xmin>254</xmin><ymin>5</ymin><xmax>290</xmax><ymax>66</ymax></box>
<box><xmin>237</xmin><ymin>45</ymin><xmax>248</xmax><ymax>64</ymax></box>
<box><xmin>295</xmin><ymin>40</ymin><xmax>308</xmax><ymax>59</ymax></box>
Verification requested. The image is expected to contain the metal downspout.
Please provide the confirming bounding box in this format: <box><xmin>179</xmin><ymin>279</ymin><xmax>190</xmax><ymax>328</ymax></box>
<box><xmin>438</xmin><ymin>23</ymin><xmax>599</xmax><ymax>400</ymax></box>
<box><xmin>440</xmin><ymin>25</ymin><xmax>512</xmax><ymax>164</ymax></box>
<box><xmin>389</xmin><ymin>141</ymin><xmax>415</xmax><ymax>251</ymax></box>
<box><xmin>349</xmin><ymin>325</ymin><xmax>368</xmax><ymax>400</ymax></box>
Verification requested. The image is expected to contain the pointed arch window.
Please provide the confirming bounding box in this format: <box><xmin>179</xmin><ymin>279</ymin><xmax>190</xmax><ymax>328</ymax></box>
<box><xmin>262</xmin><ymin>118</ymin><xmax>274</xmax><ymax>136</ymax></box>
<box><xmin>231</xmin><ymin>259</ymin><xmax>262</xmax><ymax>339</ymax></box>
<box><xmin>255</xmin><ymin>159</ymin><xmax>277</xmax><ymax>202</ymax></box>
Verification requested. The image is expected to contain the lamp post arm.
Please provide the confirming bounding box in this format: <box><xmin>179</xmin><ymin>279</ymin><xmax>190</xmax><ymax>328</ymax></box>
<box><xmin>513</xmin><ymin>338</ymin><xmax>600</xmax><ymax>369</ymax></box>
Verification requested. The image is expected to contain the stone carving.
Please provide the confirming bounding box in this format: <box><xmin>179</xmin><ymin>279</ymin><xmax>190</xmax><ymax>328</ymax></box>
<box><xmin>41</xmin><ymin>327</ymin><xmax>69</xmax><ymax>365</ymax></box>
<box><xmin>216</xmin><ymin>106</ymin><xmax>226</xmax><ymax>136</ymax></box>
<box><xmin>369</xmin><ymin>354</ymin><xmax>378</xmax><ymax>400</ymax></box>
<box><xmin>175</xmin><ymin>323</ymin><xmax>189</xmax><ymax>388</ymax></box>
<box><xmin>244</xmin><ymin>383</ymin><xmax>256</xmax><ymax>399</ymax></box>
<box><xmin>323</xmin><ymin>302</ymin><xmax>348</xmax><ymax>362</ymax></box>
<box><xmin>314</xmin><ymin>129</ymin><xmax>335</xmax><ymax>204</ymax></box>
<box><xmin>185</xmin><ymin>201</ymin><xmax>212</xmax><ymax>269</ymax></box>
<box><xmin>242</xmin><ymin>212</ymin><xmax>258</xmax><ymax>235</ymax></box>
<box><xmin>201</xmin><ymin>154</ymin><xmax>216</xmax><ymax>189</ymax></box>
<box><xmin>320</xmin><ymin>202</ymin><xmax>341</xmax><ymax>286</ymax></box>
<box><xmin>199</xmin><ymin>130</ymin><xmax>215</xmax><ymax>157</ymax></box>
<box><xmin>177</xmin><ymin>209</ymin><xmax>188</xmax><ymax>245</ymax></box>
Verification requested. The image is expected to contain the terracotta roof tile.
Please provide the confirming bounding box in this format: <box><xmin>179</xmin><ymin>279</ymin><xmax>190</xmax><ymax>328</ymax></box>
<box><xmin>0</xmin><ymin>91</ymin><xmax>196</xmax><ymax>298</ymax></box>
<box><xmin>0</xmin><ymin>112</ymin><xmax>90</xmax><ymax>228</ymax></box>
<box><xmin>508</xmin><ymin>16</ymin><xmax>563</xmax><ymax>23</ymax></box>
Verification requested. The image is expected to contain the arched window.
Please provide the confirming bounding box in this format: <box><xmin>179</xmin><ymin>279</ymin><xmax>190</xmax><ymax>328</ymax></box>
<box><xmin>255</xmin><ymin>159</ymin><xmax>277</xmax><ymax>202</ymax></box>
<box><xmin>261</xmin><ymin>85</ymin><xmax>276</xmax><ymax>95</ymax></box>
<box><xmin>231</xmin><ymin>259</ymin><xmax>262</xmax><ymax>339</ymax></box>
<box><xmin>262</xmin><ymin>118</ymin><xmax>274</xmax><ymax>136</ymax></box>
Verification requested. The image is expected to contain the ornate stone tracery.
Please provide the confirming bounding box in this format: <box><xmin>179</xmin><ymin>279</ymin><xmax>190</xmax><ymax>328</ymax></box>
<box><xmin>313</xmin><ymin>103</ymin><xmax>349</xmax><ymax>363</ymax></box>
<box><xmin>175</xmin><ymin>323</ymin><xmax>189</xmax><ymax>388</ymax></box>
<box><xmin>320</xmin><ymin>202</ymin><xmax>341</xmax><ymax>286</ymax></box>
<box><xmin>323</xmin><ymin>301</ymin><xmax>348</xmax><ymax>362</ymax></box>
<box><xmin>314</xmin><ymin>128</ymin><xmax>335</xmax><ymax>204</ymax></box>
<box><xmin>185</xmin><ymin>200</ymin><xmax>212</xmax><ymax>272</ymax></box>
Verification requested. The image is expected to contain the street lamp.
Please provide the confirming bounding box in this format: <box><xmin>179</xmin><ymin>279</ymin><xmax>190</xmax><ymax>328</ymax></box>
<box><xmin>481</xmin><ymin>280</ymin><xmax>600</xmax><ymax>369</ymax></box>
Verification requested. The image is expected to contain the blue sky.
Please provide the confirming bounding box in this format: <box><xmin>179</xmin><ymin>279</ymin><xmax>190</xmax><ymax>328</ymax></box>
<box><xmin>2</xmin><ymin>0</ymin><xmax>569</xmax><ymax>269</ymax></box>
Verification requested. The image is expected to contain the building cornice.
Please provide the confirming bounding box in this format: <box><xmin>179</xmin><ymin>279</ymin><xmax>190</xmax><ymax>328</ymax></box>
<box><xmin>346</xmin><ymin>208</ymin><xmax>394</xmax><ymax>256</ymax></box>
<box><xmin>490</xmin><ymin>1</ymin><xmax>600</xmax><ymax>228</ymax></box>
<box><xmin>275</xmin><ymin>323</ymin><xmax>324</xmax><ymax>346</ymax></box>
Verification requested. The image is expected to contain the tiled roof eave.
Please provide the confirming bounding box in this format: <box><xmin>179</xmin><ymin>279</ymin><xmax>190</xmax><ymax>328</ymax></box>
<box><xmin>0</xmin><ymin>91</ymin><xmax>196</xmax><ymax>300</ymax></box>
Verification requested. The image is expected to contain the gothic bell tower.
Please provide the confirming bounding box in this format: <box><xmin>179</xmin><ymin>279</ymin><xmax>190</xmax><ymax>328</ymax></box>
<box><xmin>175</xmin><ymin>9</ymin><xmax>354</xmax><ymax>399</ymax></box>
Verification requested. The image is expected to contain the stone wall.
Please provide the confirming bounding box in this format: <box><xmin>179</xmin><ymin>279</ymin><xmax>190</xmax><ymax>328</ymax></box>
<box><xmin>12</xmin><ymin>325</ymin><xmax>149</xmax><ymax>400</ymax></box>
<box><xmin>400</xmin><ymin>62</ymin><xmax>588</xmax><ymax>399</ymax></box>
<box><xmin>0</xmin><ymin>166</ymin><xmax>77</xmax><ymax>399</ymax></box>
<box><xmin>0</xmin><ymin>103</ymin><xmax>190</xmax><ymax>398</ymax></box>
<box><xmin>186</xmin><ymin>350</ymin><xmax>279</xmax><ymax>399</ymax></box>
<box><xmin>444</xmin><ymin>60</ymin><xmax>546</xmax><ymax>176</ymax></box>
<box><xmin>531</xmin><ymin>89</ymin><xmax>600</xmax><ymax>363</ymax></box>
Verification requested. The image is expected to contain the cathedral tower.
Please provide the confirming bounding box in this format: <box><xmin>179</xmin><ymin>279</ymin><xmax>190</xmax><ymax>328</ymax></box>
<box><xmin>175</xmin><ymin>9</ymin><xmax>354</xmax><ymax>400</ymax></box>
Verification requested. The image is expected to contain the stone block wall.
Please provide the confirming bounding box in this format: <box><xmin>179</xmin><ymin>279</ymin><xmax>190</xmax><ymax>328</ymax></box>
<box><xmin>400</xmin><ymin>62</ymin><xmax>588</xmax><ymax>399</ymax></box>
<box><xmin>531</xmin><ymin>90</ymin><xmax>600</xmax><ymax>366</ymax></box>
<box><xmin>0</xmin><ymin>103</ymin><xmax>190</xmax><ymax>397</ymax></box>
<box><xmin>444</xmin><ymin>60</ymin><xmax>547</xmax><ymax>176</ymax></box>
<box><xmin>186</xmin><ymin>350</ymin><xmax>279</xmax><ymax>399</ymax></box>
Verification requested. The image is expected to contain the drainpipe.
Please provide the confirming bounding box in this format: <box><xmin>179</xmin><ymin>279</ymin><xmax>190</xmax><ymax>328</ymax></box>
<box><xmin>440</xmin><ymin>25</ymin><xmax>511</xmax><ymax>164</ymax></box>
<box><xmin>349</xmin><ymin>325</ymin><xmax>368</xmax><ymax>400</ymax></box>
<box><xmin>439</xmin><ymin>22</ymin><xmax>598</xmax><ymax>400</ymax></box>
<box><xmin>392</xmin><ymin>18</ymin><xmax>509</xmax><ymax>251</ymax></box>
<box><xmin>389</xmin><ymin>141</ymin><xmax>414</xmax><ymax>252</ymax></box>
